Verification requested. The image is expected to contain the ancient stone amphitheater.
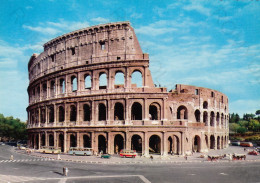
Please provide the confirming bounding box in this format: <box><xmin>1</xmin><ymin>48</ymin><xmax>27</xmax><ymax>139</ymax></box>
<box><xmin>27</xmin><ymin>21</ymin><xmax>229</xmax><ymax>156</ymax></box>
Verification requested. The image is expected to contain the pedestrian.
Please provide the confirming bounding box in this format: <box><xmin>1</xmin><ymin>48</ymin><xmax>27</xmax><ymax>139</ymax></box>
<box><xmin>170</xmin><ymin>151</ymin><xmax>173</xmax><ymax>155</ymax></box>
<box><xmin>63</xmin><ymin>167</ymin><xmax>69</xmax><ymax>176</ymax></box>
<box><xmin>185</xmin><ymin>154</ymin><xmax>188</xmax><ymax>160</ymax></box>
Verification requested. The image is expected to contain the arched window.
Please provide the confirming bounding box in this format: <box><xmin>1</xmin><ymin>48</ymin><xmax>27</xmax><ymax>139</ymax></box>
<box><xmin>70</xmin><ymin>134</ymin><xmax>77</xmax><ymax>147</ymax></box>
<box><xmin>149</xmin><ymin>135</ymin><xmax>161</xmax><ymax>154</ymax></box>
<box><xmin>42</xmin><ymin>83</ymin><xmax>47</xmax><ymax>99</ymax></box>
<box><xmin>41</xmin><ymin>108</ymin><xmax>46</xmax><ymax>123</ymax></box>
<box><xmin>49</xmin><ymin>134</ymin><xmax>54</xmax><ymax>146</ymax></box>
<box><xmin>58</xmin><ymin>106</ymin><xmax>65</xmax><ymax>122</ymax></box>
<box><xmin>203</xmin><ymin>101</ymin><xmax>208</xmax><ymax>109</ymax></box>
<box><xmin>149</xmin><ymin>103</ymin><xmax>160</xmax><ymax>120</ymax></box>
<box><xmin>131</xmin><ymin>70</ymin><xmax>142</xmax><ymax>87</ymax></box>
<box><xmin>115</xmin><ymin>72</ymin><xmax>124</xmax><ymax>87</ymax></box>
<box><xmin>98</xmin><ymin>103</ymin><xmax>106</xmax><ymax>121</ymax></box>
<box><xmin>131</xmin><ymin>102</ymin><xmax>142</xmax><ymax>120</ymax></box>
<box><xmin>50</xmin><ymin>81</ymin><xmax>55</xmax><ymax>97</ymax></box>
<box><xmin>49</xmin><ymin>105</ymin><xmax>54</xmax><ymax>123</ymax></box>
<box><xmin>131</xmin><ymin>135</ymin><xmax>142</xmax><ymax>153</ymax></box>
<box><xmin>177</xmin><ymin>106</ymin><xmax>188</xmax><ymax>119</ymax></box>
<box><xmin>83</xmin><ymin>104</ymin><xmax>91</xmax><ymax>121</ymax></box>
<box><xmin>84</xmin><ymin>75</ymin><xmax>91</xmax><ymax>89</ymax></box>
<box><xmin>99</xmin><ymin>73</ymin><xmax>107</xmax><ymax>89</ymax></box>
<box><xmin>60</xmin><ymin>79</ymin><xmax>65</xmax><ymax>93</ymax></box>
<box><xmin>203</xmin><ymin>111</ymin><xmax>208</xmax><ymax>125</ymax></box>
<box><xmin>195</xmin><ymin>110</ymin><xmax>200</xmax><ymax>122</ymax></box>
<box><xmin>71</xmin><ymin>76</ymin><xmax>77</xmax><ymax>91</ymax></box>
<box><xmin>210</xmin><ymin>111</ymin><xmax>215</xmax><ymax>126</ymax></box>
<box><xmin>114</xmin><ymin>102</ymin><xmax>124</xmax><ymax>120</ymax></box>
<box><xmin>221</xmin><ymin>113</ymin><xmax>224</xmax><ymax>126</ymax></box>
<box><xmin>83</xmin><ymin>135</ymin><xmax>91</xmax><ymax>148</ymax></box>
<box><xmin>70</xmin><ymin>105</ymin><xmax>77</xmax><ymax>121</ymax></box>
<box><xmin>216</xmin><ymin>112</ymin><xmax>220</xmax><ymax>126</ymax></box>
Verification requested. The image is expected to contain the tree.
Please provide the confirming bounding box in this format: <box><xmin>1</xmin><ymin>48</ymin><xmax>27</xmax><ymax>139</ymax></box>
<box><xmin>229</xmin><ymin>123</ymin><xmax>240</xmax><ymax>133</ymax></box>
<box><xmin>237</xmin><ymin>126</ymin><xmax>247</xmax><ymax>134</ymax></box>
<box><xmin>256</xmin><ymin>110</ymin><xmax>260</xmax><ymax>115</ymax></box>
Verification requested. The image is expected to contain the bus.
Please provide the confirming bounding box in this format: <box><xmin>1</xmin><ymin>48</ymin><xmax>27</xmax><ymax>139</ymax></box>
<box><xmin>39</xmin><ymin>146</ymin><xmax>61</xmax><ymax>154</ymax></box>
<box><xmin>68</xmin><ymin>147</ymin><xmax>93</xmax><ymax>156</ymax></box>
<box><xmin>240</xmin><ymin>142</ymin><xmax>253</xmax><ymax>147</ymax></box>
<box><xmin>119</xmin><ymin>149</ymin><xmax>137</xmax><ymax>158</ymax></box>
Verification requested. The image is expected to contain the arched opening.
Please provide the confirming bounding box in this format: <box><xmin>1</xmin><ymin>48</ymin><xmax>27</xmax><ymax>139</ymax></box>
<box><xmin>41</xmin><ymin>134</ymin><xmax>45</xmax><ymax>147</ymax></box>
<box><xmin>131</xmin><ymin>135</ymin><xmax>142</xmax><ymax>153</ymax></box>
<box><xmin>149</xmin><ymin>135</ymin><xmax>161</xmax><ymax>154</ymax></box>
<box><xmin>210</xmin><ymin>135</ymin><xmax>215</xmax><ymax>149</ymax></box>
<box><xmin>59</xmin><ymin>134</ymin><xmax>64</xmax><ymax>152</ymax></box>
<box><xmin>195</xmin><ymin>110</ymin><xmax>200</xmax><ymax>122</ymax></box>
<box><xmin>114</xmin><ymin>102</ymin><xmax>124</xmax><ymax>120</ymax></box>
<box><xmin>149</xmin><ymin>103</ymin><xmax>160</xmax><ymax>120</ymax></box>
<box><xmin>58</xmin><ymin>106</ymin><xmax>65</xmax><ymax>122</ymax></box>
<box><xmin>36</xmin><ymin>135</ymin><xmax>39</xmax><ymax>149</ymax></box>
<box><xmin>42</xmin><ymin>83</ymin><xmax>47</xmax><ymax>98</ymax></box>
<box><xmin>41</xmin><ymin>108</ymin><xmax>46</xmax><ymax>123</ymax></box>
<box><xmin>49</xmin><ymin>106</ymin><xmax>54</xmax><ymax>123</ymax></box>
<box><xmin>168</xmin><ymin>137</ymin><xmax>173</xmax><ymax>154</ymax></box>
<box><xmin>210</xmin><ymin>111</ymin><xmax>215</xmax><ymax>126</ymax></box>
<box><xmin>221</xmin><ymin>113</ymin><xmax>224</xmax><ymax>126</ymax></box>
<box><xmin>131</xmin><ymin>102</ymin><xmax>142</xmax><ymax>120</ymax></box>
<box><xmin>50</xmin><ymin>81</ymin><xmax>55</xmax><ymax>97</ymax></box>
<box><xmin>84</xmin><ymin>75</ymin><xmax>91</xmax><ymax>89</ymax></box>
<box><xmin>98</xmin><ymin>135</ymin><xmax>106</xmax><ymax>153</ymax></box>
<box><xmin>203</xmin><ymin>111</ymin><xmax>208</xmax><ymax>126</ymax></box>
<box><xmin>114</xmin><ymin>72</ymin><xmax>125</xmax><ymax>87</ymax></box>
<box><xmin>221</xmin><ymin>136</ymin><xmax>224</xmax><ymax>149</ymax></box>
<box><xmin>216</xmin><ymin>112</ymin><xmax>220</xmax><ymax>126</ymax></box>
<box><xmin>177</xmin><ymin>105</ymin><xmax>188</xmax><ymax>119</ymax></box>
<box><xmin>70</xmin><ymin>105</ymin><xmax>77</xmax><ymax>122</ymax></box>
<box><xmin>217</xmin><ymin>136</ymin><xmax>220</xmax><ymax>149</ymax></box>
<box><xmin>131</xmin><ymin>70</ymin><xmax>142</xmax><ymax>87</ymax></box>
<box><xmin>99</xmin><ymin>73</ymin><xmax>107</xmax><ymax>89</ymax></box>
<box><xmin>98</xmin><ymin>103</ymin><xmax>106</xmax><ymax>121</ymax></box>
<box><xmin>71</xmin><ymin>76</ymin><xmax>77</xmax><ymax>91</ymax></box>
<box><xmin>70</xmin><ymin>134</ymin><xmax>77</xmax><ymax>148</ymax></box>
<box><xmin>205</xmin><ymin>135</ymin><xmax>209</xmax><ymax>148</ymax></box>
<box><xmin>60</xmin><ymin>79</ymin><xmax>65</xmax><ymax>94</ymax></box>
<box><xmin>193</xmin><ymin>135</ymin><xmax>201</xmax><ymax>152</ymax></box>
<box><xmin>49</xmin><ymin>134</ymin><xmax>54</xmax><ymax>147</ymax></box>
<box><xmin>83</xmin><ymin>104</ymin><xmax>91</xmax><ymax>121</ymax></box>
<box><xmin>83</xmin><ymin>135</ymin><xmax>91</xmax><ymax>148</ymax></box>
<box><xmin>203</xmin><ymin>101</ymin><xmax>208</xmax><ymax>109</ymax></box>
<box><xmin>114</xmin><ymin>134</ymin><xmax>124</xmax><ymax>154</ymax></box>
<box><xmin>31</xmin><ymin>135</ymin><xmax>35</xmax><ymax>148</ymax></box>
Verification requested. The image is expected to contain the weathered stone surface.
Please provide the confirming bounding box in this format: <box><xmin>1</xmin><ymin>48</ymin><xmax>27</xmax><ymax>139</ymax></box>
<box><xmin>27</xmin><ymin>21</ymin><xmax>228</xmax><ymax>156</ymax></box>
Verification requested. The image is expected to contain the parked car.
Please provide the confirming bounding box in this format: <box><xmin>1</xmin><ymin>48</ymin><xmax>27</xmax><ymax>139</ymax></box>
<box><xmin>231</xmin><ymin>141</ymin><xmax>240</xmax><ymax>146</ymax></box>
<box><xmin>39</xmin><ymin>146</ymin><xmax>61</xmax><ymax>154</ymax></box>
<box><xmin>248</xmin><ymin>150</ymin><xmax>259</xmax><ymax>155</ymax></box>
<box><xmin>68</xmin><ymin>147</ymin><xmax>93</xmax><ymax>156</ymax></box>
<box><xmin>119</xmin><ymin>149</ymin><xmax>137</xmax><ymax>158</ymax></box>
<box><xmin>240</xmin><ymin>142</ymin><xmax>253</xmax><ymax>147</ymax></box>
<box><xmin>101</xmin><ymin>154</ymin><xmax>111</xmax><ymax>159</ymax></box>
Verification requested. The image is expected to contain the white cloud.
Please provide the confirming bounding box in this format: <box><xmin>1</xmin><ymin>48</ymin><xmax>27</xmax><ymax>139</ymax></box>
<box><xmin>23</xmin><ymin>25</ymin><xmax>61</xmax><ymax>35</ymax></box>
<box><xmin>91</xmin><ymin>17</ymin><xmax>109</xmax><ymax>24</ymax></box>
<box><xmin>183</xmin><ymin>2</ymin><xmax>211</xmax><ymax>16</ymax></box>
<box><xmin>130</xmin><ymin>13</ymin><xmax>143</xmax><ymax>19</ymax></box>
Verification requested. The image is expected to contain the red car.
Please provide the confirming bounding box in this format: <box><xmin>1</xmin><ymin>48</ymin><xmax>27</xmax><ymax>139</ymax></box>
<box><xmin>248</xmin><ymin>150</ymin><xmax>259</xmax><ymax>155</ymax></box>
<box><xmin>119</xmin><ymin>149</ymin><xmax>137</xmax><ymax>158</ymax></box>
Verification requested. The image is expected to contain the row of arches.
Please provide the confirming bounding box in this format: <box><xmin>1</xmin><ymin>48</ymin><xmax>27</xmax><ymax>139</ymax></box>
<box><xmin>29</xmin><ymin>70</ymin><xmax>143</xmax><ymax>103</ymax></box>
<box><xmin>29</xmin><ymin>102</ymin><xmax>162</xmax><ymax>124</ymax></box>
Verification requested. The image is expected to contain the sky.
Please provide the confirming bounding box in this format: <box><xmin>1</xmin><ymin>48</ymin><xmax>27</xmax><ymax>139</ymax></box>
<box><xmin>0</xmin><ymin>0</ymin><xmax>259</xmax><ymax>121</ymax></box>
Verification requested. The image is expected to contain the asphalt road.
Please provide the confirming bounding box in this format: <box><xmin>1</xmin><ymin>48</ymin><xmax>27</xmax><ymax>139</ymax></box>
<box><xmin>0</xmin><ymin>145</ymin><xmax>259</xmax><ymax>183</ymax></box>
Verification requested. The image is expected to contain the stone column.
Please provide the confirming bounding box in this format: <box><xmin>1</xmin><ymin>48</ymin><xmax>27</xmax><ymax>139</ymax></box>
<box><xmin>181</xmin><ymin>132</ymin><xmax>185</xmax><ymax>155</ymax></box>
<box><xmin>143</xmin><ymin>66</ymin><xmax>148</xmax><ymax>87</ymax></box>
<box><xmin>125</xmin><ymin>98</ymin><xmax>129</xmax><ymax>125</ymax></box>
<box><xmin>76</xmin><ymin>102</ymin><xmax>80</xmax><ymax>125</ymax></box>
<box><xmin>144</xmin><ymin>98</ymin><xmax>148</xmax><ymax>121</ymax></box>
<box><xmin>54</xmin><ymin>131</ymin><xmax>57</xmax><ymax>148</ymax></box>
<box><xmin>107</xmin><ymin>132</ymin><xmax>111</xmax><ymax>154</ymax></box>
<box><xmin>107</xmin><ymin>100</ymin><xmax>111</xmax><ymax>125</ymax></box>
<box><xmin>45</xmin><ymin>132</ymin><xmax>48</xmax><ymax>147</ymax></box>
<box><xmin>162</xmin><ymin>132</ymin><xmax>167</xmax><ymax>156</ymax></box>
<box><xmin>144</xmin><ymin>132</ymin><xmax>149</xmax><ymax>157</ymax></box>
<box><xmin>38</xmin><ymin>133</ymin><xmax>41</xmax><ymax>149</ymax></box>
<box><xmin>64</xmin><ymin>131</ymin><xmax>67</xmax><ymax>153</ymax></box>
<box><xmin>91</xmin><ymin>132</ymin><xmax>96</xmax><ymax>152</ymax></box>
<box><xmin>125</xmin><ymin>132</ymin><xmax>131</xmax><ymax>150</ymax></box>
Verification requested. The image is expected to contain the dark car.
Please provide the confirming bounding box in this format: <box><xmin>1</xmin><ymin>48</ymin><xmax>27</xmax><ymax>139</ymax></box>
<box><xmin>101</xmin><ymin>154</ymin><xmax>111</xmax><ymax>159</ymax></box>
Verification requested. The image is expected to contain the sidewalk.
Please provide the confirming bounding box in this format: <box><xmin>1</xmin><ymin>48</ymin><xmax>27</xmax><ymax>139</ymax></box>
<box><xmin>17</xmin><ymin>146</ymin><xmax>260</xmax><ymax>164</ymax></box>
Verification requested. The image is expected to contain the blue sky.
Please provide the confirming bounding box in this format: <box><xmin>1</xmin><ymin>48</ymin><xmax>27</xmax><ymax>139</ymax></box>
<box><xmin>0</xmin><ymin>0</ymin><xmax>259</xmax><ymax>121</ymax></box>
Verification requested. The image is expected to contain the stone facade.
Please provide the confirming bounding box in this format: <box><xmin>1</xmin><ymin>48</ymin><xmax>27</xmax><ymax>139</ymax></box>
<box><xmin>27</xmin><ymin>21</ymin><xmax>229</xmax><ymax>156</ymax></box>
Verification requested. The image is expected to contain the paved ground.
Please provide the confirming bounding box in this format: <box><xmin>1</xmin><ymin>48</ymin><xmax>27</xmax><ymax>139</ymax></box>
<box><xmin>0</xmin><ymin>145</ymin><xmax>260</xmax><ymax>183</ymax></box>
<box><xmin>16</xmin><ymin>145</ymin><xmax>260</xmax><ymax>164</ymax></box>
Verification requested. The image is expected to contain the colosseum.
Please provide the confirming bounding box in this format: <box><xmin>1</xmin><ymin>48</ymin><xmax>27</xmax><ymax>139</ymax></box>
<box><xmin>27</xmin><ymin>21</ymin><xmax>229</xmax><ymax>156</ymax></box>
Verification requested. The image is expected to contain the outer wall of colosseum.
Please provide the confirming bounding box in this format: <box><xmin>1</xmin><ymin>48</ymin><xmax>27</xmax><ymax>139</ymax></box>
<box><xmin>27</xmin><ymin>21</ymin><xmax>229</xmax><ymax>156</ymax></box>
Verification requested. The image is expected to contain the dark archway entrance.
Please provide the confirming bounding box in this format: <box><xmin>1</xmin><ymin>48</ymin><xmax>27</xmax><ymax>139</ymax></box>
<box><xmin>70</xmin><ymin>134</ymin><xmax>77</xmax><ymax>148</ymax></box>
<box><xmin>210</xmin><ymin>135</ymin><xmax>215</xmax><ymax>149</ymax></box>
<box><xmin>41</xmin><ymin>134</ymin><xmax>45</xmax><ymax>147</ymax></box>
<box><xmin>168</xmin><ymin>137</ymin><xmax>173</xmax><ymax>154</ymax></box>
<box><xmin>98</xmin><ymin>103</ymin><xmax>106</xmax><ymax>121</ymax></box>
<box><xmin>114</xmin><ymin>134</ymin><xmax>124</xmax><ymax>154</ymax></box>
<box><xmin>149</xmin><ymin>135</ymin><xmax>161</xmax><ymax>154</ymax></box>
<box><xmin>172</xmin><ymin>135</ymin><xmax>180</xmax><ymax>155</ymax></box>
<box><xmin>36</xmin><ymin>135</ymin><xmax>39</xmax><ymax>149</ymax></box>
<box><xmin>131</xmin><ymin>135</ymin><xmax>142</xmax><ymax>153</ymax></box>
<box><xmin>59</xmin><ymin>134</ymin><xmax>64</xmax><ymax>152</ymax></box>
<box><xmin>83</xmin><ymin>135</ymin><xmax>91</xmax><ymax>148</ymax></box>
<box><xmin>49</xmin><ymin>134</ymin><xmax>54</xmax><ymax>147</ymax></box>
<box><xmin>98</xmin><ymin>135</ymin><xmax>106</xmax><ymax>153</ymax></box>
<box><xmin>205</xmin><ymin>135</ymin><xmax>209</xmax><ymax>148</ymax></box>
<box><xmin>131</xmin><ymin>102</ymin><xmax>142</xmax><ymax>120</ymax></box>
<box><xmin>114</xmin><ymin>103</ymin><xmax>124</xmax><ymax>120</ymax></box>
<box><xmin>193</xmin><ymin>135</ymin><xmax>201</xmax><ymax>152</ymax></box>
<box><xmin>217</xmin><ymin>136</ymin><xmax>220</xmax><ymax>149</ymax></box>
